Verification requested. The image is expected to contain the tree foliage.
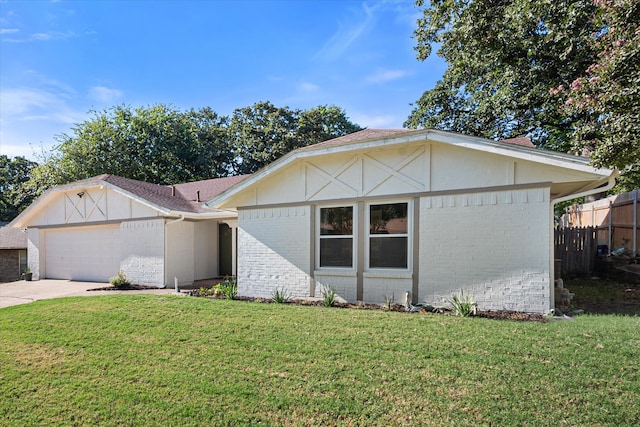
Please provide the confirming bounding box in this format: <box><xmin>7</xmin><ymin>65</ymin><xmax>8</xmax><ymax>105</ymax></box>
<box><xmin>229</xmin><ymin>102</ymin><xmax>362</xmax><ymax>174</ymax></box>
<box><xmin>563</xmin><ymin>0</ymin><xmax>639</xmax><ymax>191</ymax></box>
<box><xmin>407</xmin><ymin>0</ymin><xmax>639</xmax><ymax>189</ymax></box>
<box><xmin>16</xmin><ymin>102</ymin><xmax>362</xmax><ymax>215</ymax></box>
<box><xmin>0</xmin><ymin>155</ymin><xmax>38</xmax><ymax>222</ymax></box>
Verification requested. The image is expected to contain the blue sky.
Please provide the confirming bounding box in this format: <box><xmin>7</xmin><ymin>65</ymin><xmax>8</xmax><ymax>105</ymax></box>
<box><xmin>0</xmin><ymin>0</ymin><xmax>445</xmax><ymax>160</ymax></box>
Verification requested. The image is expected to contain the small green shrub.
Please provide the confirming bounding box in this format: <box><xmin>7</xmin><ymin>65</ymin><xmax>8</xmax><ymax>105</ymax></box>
<box><xmin>384</xmin><ymin>294</ymin><xmax>395</xmax><ymax>311</ymax></box>
<box><xmin>199</xmin><ymin>286</ymin><xmax>213</xmax><ymax>297</ymax></box>
<box><xmin>321</xmin><ymin>287</ymin><xmax>337</xmax><ymax>307</ymax></box>
<box><xmin>272</xmin><ymin>287</ymin><xmax>291</xmax><ymax>303</ymax></box>
<box><xmin>109</xmin><ymin>271</ymin><xmax>131</xmax><ymax>289</ymax></box>
<box><xmin>448</xmin><ymin>290</ymin><xmax>477</xmax><ymax>317</ymax></box>
<box><xmin>219</xmin><ymin>276</ymin><xmax>237</xmax><ymax>300</ymax></box>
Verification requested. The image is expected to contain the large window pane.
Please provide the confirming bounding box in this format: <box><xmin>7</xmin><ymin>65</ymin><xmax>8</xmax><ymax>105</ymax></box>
<box><xmin>370</xmin><ymin>203</ymin><xmax>407</xmax><ymax>234</ymax></box>
<box><xmin>320</xmin><ymin>238</ymin><xmax>353</xmax><ymax>267</ymax></box>
<box><xmin>369</xmin><ymin>237</ymin><xmax>408</xmax><ymax>269</ymax></box>
<box><xmin>320</xmin><ymin>207</ymin><xmax>353</xmax><ymax>235</ymax></box>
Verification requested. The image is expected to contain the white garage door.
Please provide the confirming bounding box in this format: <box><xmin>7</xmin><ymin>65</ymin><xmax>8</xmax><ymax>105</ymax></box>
<box><xmin>45</xmin><ymin>225</ymin><xmax>121</xmax><ymax>282</ymax></box>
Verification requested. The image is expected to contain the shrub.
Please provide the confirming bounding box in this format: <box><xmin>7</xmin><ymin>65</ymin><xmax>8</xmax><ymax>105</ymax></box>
<box><xmin>321</xmin><ymin>287</ymin><xmax>337</xmax><ymax>307</ymax></box>
<box><xmin>272</xmin><ymin>287</ymin><xmax>291</xmax><ymax>303</ymax></box>
<box><xmin>219</xmin><ymin>276</ymin><xmax>237</xmax><ymax>300</ymax></box>
<box><xmin>109</xmin><ymin>271</ymin><xmax>131</xmax><ymax>289</ymax></box>
<box><xmin>384</xmin><ymin>294</ymin><xmax>395</xmax><ymax>311</ymax></box>
<box><xmin>448</xmin><ymin>290</ymin><xmax>477</xmax><ymax>317</ymax></box>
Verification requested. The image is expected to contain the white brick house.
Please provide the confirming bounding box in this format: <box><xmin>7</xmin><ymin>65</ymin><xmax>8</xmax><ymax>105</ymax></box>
<box><xmin>205</xmin><ymin>129</ymin><xmax>616</xmax><ymax>313</ymax></box>
<box><xmin>11</xmin><ymin>129</ymin><xmax>615</xmax><ymax>313</ymax></box>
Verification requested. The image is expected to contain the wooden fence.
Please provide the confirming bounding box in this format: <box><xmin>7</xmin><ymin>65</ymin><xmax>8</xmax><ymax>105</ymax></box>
<box><xmin>555</xmin><ymin>189</ymin><xmax>639</xmax><ymax>277</ymax></box>
<box><xmin>554</xmin><ymin>226</ymin><xmax>597</xmax><ymax>277</ymax></box>
<box><xmin>562</xmin><ymin>189</ymin><xmax>639</xmax><ymax>256</ymax></box>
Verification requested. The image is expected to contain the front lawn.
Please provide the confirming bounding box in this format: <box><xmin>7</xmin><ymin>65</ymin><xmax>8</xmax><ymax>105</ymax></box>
<box><xmin>1</xmin><ymin>295</ymin><xmax>638</xmax><ymax>426</ymax></box>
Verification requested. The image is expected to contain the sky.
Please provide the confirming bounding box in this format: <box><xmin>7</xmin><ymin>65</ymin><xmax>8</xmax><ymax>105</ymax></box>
<box><xmin>0</xmin><ymin>0</ymin><xmax>446</xmax><ymax>160</ymax></box>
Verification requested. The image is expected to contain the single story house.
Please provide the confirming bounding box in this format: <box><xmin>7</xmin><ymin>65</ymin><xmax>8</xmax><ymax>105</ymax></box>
<box><xmin>10</xmin><ymin>174</ymin><xmax>247</xmax><ymax>287</ymax></box>
<box><xmin>11</xmin><ymin>129</ymin><xmax>616</xmax><ymax>312</ymax></box>
<box><xmin>0</xmin><ymin>223</ymin><xmax>28</xmax><ymax>282</ymax></box>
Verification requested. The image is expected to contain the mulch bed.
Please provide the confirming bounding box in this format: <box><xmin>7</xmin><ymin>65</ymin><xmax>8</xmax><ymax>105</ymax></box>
<box><xmin>198</xmin><ymin>294</ymin><xmax>550</xmax><ymax>322</ymax></box>
<box><xmin>87</xmin><ymin>285</ymin><xmax>161</xmax><ymax>291</ymax></box>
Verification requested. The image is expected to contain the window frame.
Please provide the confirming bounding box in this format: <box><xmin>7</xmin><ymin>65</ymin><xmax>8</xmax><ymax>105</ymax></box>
<box><xmin>365</xmin><ymin>200</ymin><xmax>412</xmax><ymax>271</ymax></box>
<box><xmin>317</xmin><ymin>204</ymin><xmax>357</xmax><ymax>270</ymax></box>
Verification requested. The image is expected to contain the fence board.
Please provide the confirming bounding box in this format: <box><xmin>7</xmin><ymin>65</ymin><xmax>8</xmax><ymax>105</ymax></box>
<box><xmin>554</xmin><ymin>226</ymin><xmax>597</xmax><ymax>277</ymax></box>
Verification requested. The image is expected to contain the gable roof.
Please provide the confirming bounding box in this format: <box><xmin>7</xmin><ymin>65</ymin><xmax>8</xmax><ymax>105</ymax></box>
<box><xmin>0</xmin><ymin>225</ymin><xmax>27</xmax><ymax>249</ymax></box>
<box><xmin>205</xmin><ymin>128</ymin><xmax>616</xmax><ymax>209</ymax></box>
<box><xmin>11</xmin><ymin>174</ymin><xmax>249</xmax><ymax>228</ymax></box>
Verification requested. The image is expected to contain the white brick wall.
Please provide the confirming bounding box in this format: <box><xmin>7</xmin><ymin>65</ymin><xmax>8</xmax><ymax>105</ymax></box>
<box><xmin>419</xmin><ymin>188</ymin><xmax>551</xmax><ymax>313</ymax></box>
<box><xmin>27</xmin><ymin>229</ymin><xmax>40</xmax><ymax>280</ymax></box>
<box><xmin>363</xmin><ymin>273</ymin><xmax>412</xmax><ymax>305</ymax></box>
<box><xmin>314</xmin><ymin>271</ymin><xmax>357</xmax><ymax>302</ymax></box>
<box><xmin>238</xmin><ymin>207</ymin><xmax>311</xmax><ymax>299</ymax></box>
<box><xmin>120</xmin><ymin>219</ymin><xmax>165</xmax><ymax>287</ymax></box>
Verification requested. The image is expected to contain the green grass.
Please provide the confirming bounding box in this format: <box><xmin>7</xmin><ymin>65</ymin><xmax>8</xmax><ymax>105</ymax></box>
<box><xmin>1</xmin><ymin>295</ymin><xmax>639</xmax><ymax>426</ymax></box>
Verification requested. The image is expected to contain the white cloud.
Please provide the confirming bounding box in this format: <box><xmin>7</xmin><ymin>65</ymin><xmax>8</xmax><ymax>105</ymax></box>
<box><xmin>2</xmin><ymin>30</ymin><xmax>75</xmax><ymax>43</ymax></box>
<box><xmin>314</xmin><ymin>3</ymin><xmax>377</xmax><ymax>61</ymax></box>
<box><xmin>365</xmin><ymin>69</ymin><xmax>409</xmax><ymax>84</ymax></box>
<box><xmin>298</xmin><ymin>81</ymin><xmax>320</xmax><ymax>93</ymax></box>
<box><xmin>351</xmin><ymin>112</ymin><xmax>402</xmax><ymax>129</ymax></box>
<box><xmin>0</xmin><ymin>28</ymin><xmax>19</xmax><ymax>34</ymax></box>
<box><xmin>88</xmin><ymin>86</ymin><xmax>123</xmax><ymax>103</ymax></box>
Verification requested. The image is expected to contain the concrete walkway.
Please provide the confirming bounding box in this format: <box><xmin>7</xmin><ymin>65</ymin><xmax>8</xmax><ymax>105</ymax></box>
<box><xmin>0</xmin><ymin>279</ymin><xmax>178</xmax><ymax>309</ymax></box>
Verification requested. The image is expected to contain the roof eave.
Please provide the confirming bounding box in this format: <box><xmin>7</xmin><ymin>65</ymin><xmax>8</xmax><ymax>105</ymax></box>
<box><xmin>206</xmin><ymin>129</ymin><xmax>614</xmax><ymax>208</ymax></box>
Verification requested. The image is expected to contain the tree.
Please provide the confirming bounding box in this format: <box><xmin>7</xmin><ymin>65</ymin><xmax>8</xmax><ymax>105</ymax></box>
<box><xmin>407</xmin><ymin>0</ymin><xmax>640</xmax><ymax>190</ymax></box>
<box><xmin>23</xmin><ymin>102</ymin><xmax>363</xmax><ymax>199</ymax></box>
<box><xmin>406</xmin><ymin>0</ymin><xmax>599</xmax><ymax>153</ymax></box>
<box><xmin>26</xmin><ymin>104</ymin><xmax>232</xmax><ymax>193</ymax></box>
<box><xmin>0</xmin><ymin>155</ymin><xmax>38</xmax><ymax>222</ymax></box>
<box><xmin>564</xmin><ymin>0</ymin><xmax>639</xmax><ymax>191</ymax></box>
<box><xmin>229</xmin><ymin>102</ymin><xmax>362</xmax><ymax>174</ymax></box>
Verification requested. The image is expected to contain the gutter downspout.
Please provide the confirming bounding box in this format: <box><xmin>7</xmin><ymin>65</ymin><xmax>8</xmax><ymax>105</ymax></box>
<box><xmin>551</xmin><ymin>173</ymin><xmax>618</xmax><ymax>206</ymax></box>
<box><xmin>164</xmin><ymin>214</ymin><xmax>185</xmax><ymax>289</ymax></box>
<box><xmin>548</xmin><ymin>172</ymin><xmax>618</xmax><ymax>312</ymax></box>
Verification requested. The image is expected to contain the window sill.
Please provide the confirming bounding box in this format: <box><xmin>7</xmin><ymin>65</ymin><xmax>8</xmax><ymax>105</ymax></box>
<box><xmin>314</xmin><ymin>269</ymin><xmax>357</xmax><ymax>278</ymax></box>
<box><xmin>363</xmin><ymin>271</ymin><xmax>412</xmax><ymax>280</ymax></box>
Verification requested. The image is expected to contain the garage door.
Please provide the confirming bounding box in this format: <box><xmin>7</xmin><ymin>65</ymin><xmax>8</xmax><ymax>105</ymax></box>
<box><xmin>45</xmin><ymin>225</ymin><xmax>120</xmax><ymax>282</ymax></box>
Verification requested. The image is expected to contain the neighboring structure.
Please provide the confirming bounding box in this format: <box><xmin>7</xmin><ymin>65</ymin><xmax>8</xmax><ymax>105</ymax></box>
<box><xmin>10</xmin><ymin>174</ymin><xmax>246</xmax><ymax>287</ymax></box>
<box><xmin>205</xmin><ymin>129</ymin><xmax>616</xmax><ymax>313</ymax></box>
<box><xmin>11</xmin><ymin>129</ymin><xmax>616</xmax><ymax>313</ymax></box>
<box><xmin>0</xmin><ymin>223</ymin><xmax>27</xmax><ymax>282</ymax></box>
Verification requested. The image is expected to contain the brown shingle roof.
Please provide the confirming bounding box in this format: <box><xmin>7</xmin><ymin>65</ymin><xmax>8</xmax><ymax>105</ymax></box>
<box><xmin>55</xmin><ymin>174</ymin><xmax>250</xmax><ymax>213</ymax></box>
<box><xmin>499</xmin><ymin>137</ymin><xmax>535</xmax><ymax>148</ymax></box>
<box><xmin>0</xmin><ymin>226</ymin><xmax>27</xmax><ymax>249</ymax></box>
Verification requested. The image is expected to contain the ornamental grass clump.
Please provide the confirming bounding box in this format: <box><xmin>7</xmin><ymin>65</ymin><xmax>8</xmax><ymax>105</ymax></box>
<box><xmin>271</xmin><ymin>287</ymin><xmax>291</xmax><ymax>304</ymax></box>
<box><xmin>448</xmin><ymin>290</ymin><xmax>477</xmax><ymax>317</ymax></box>
<box><xmin>109</xmin><ymin>271</ymin><xmax>131</xmax><ymax>289</ymax></box>
<box><xmin>321</xmin><ymin>287</ymin><xmax>337</xmax><ymax>307</ymax></box>
<box><xmin>220</xmin><ymin>276</ymin><xmax>237</xmax><ymax>300</ymax></box>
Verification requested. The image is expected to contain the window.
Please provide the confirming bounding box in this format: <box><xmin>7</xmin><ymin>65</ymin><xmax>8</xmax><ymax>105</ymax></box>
<box><xmin>368</xmin><ymin>202</ymin><xmax>408</xmax><ymax>269</ymax></box>
<box><xmin>319</xmin><ymin>206</ymin><xmax>354</xmax><ymax>268</ymax></box>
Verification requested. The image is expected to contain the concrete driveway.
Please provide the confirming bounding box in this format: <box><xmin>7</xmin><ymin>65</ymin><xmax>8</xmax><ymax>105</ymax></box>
<box><xmin>0</xmin><ymin>280</ymin><xmax>177</xmax><ymax>309</ymax></box>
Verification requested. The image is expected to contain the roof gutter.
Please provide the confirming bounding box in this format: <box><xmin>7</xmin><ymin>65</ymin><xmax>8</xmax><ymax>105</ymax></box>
<box><xmin>551</xmin><ymin>171</ymin><xmax>619</xmax><ymax>206</ymax></box>
<box><xmin>165</xmin><ymin>214</ymin><xmax>185</xmax><ymax>226</ymax></box>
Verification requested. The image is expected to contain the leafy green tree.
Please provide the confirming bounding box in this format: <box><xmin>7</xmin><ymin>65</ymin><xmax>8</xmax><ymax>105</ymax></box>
<box><xmin>26</xmin><ymin>104</ymin><xmax>232</xmax><ymax>192</ymax></box>
<box><xmin>297</xmin><ymin>105</ymin><xmax>363</xmax><ymax>145</ymax></box>
<box><xmin>0</xmin><ymin>155</ymin><xmax>38</xmax><ymax>222</ymax></box>
<box><xmin>228</xmin><ymin>101</ymin><xmax>300</xmax><ymax>175</ymax></box>
<box><xmin>564</xmin><ymin>0</ymin><xmax>639</xmax><ymax>191</ymax></box>
<box><xmin>406</xmin><ymin>0</ymin><xmax>598</xmax><ymax>153</ymax></box>
<box><xmin>229</xmin><ymin>102</ymin><xmax>362</xmax><ymax>174</ymax></box>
